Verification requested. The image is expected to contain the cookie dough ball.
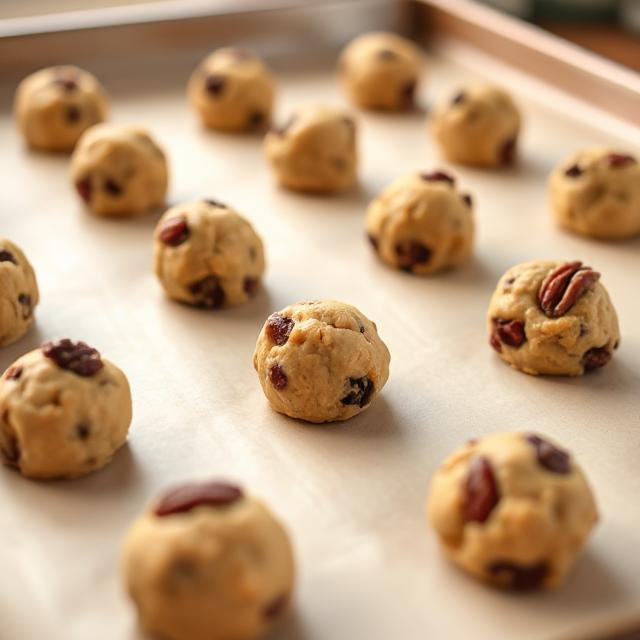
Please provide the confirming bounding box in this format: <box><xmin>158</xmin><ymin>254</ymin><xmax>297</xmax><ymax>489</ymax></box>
<box><xmin>427</xmin><ymin>432</ymin><xmax>598</xmax><ymax>590</ymax></box>
<box><xmin>265</xmin><ymin>106</ymin><xmax>357</xmax><ymax>193</ymax></box>
<box><xmin>253</xmin><ymin>300</ymin><xmax>390</xmax><ymax>423</ymax></box>
<box><xmin>154</xmin><ymin>200</ymin><xmax>265</xmax><ymax>309</ymax></box>
<box><xmin>122</xmin><ymin>480</ymin><xmax>295</xmax><ymax>640</ymax></box>
<box><xmin>549</xmin><ymin>148</ymin><xmax>640</xmax><ymax>240</ymax></box>
<box><xmin>70</xmin><ymin>123</ymin><xmax>168</xmax><ymax>216</ymax></box>
<box><xmin>14</xmin><ymin>65</ymin><xmax>109</xmax><ymax>152</ymax></box>
<box><xmin>0</xmin><ymin>239</ymin><xmax>39</xmax><ymax>348</ymax></box>
<box><xmin>487</xmin><ymin>260</ymin><xmax>619</xmax><ymax>376</ymax></box>
<box><xmin>188</xmin><ymin>47</ymin><xmax>275</xmax><ymax>132</ymax></box>
<box><xmin>366</xmin><ymin>170</ymin><xmax>474</xmax><ymax>275</ymax></box>
<box><xmin>0</xmin><ymin>338</ymin><xmax>132</xmax><ymax>479</ymax></box>
<box><xmin>432</xmin><ymin>85</ymin><xmax>521</xmax><ymax>167</ymax></box>
<box><xmin>339</xmin><ymin>32</ymin><xmax>422</xmax><ymax>111</ymax></box>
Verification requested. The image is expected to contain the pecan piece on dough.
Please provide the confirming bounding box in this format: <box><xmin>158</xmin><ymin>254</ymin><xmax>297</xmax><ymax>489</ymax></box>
<box><xmin>538</xmin><ymin>262</ymin><xmax>600</xmax><ymax>318</ymax></box>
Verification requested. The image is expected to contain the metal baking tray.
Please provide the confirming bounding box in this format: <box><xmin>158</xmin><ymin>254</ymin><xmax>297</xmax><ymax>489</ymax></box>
<box><xmin>0</xmin><ymin>1</ymin><xmax>638</xmax><ymax>639</ymax></box>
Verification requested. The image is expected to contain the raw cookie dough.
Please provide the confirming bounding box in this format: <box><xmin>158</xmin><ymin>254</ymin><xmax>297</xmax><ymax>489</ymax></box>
<box><xmin>70</xmin><ymin>123</ymin><xmax>168</xmax><ymax>216</ymax></box>
<box><xmin>0</xmin><ymin>338</ymin><xmax>132</xmax><ymax>479</ymax></box>
<box><xmin>188</xmin><ymin>47</ymin><xmax>275</xmax><ymax>132</ymax></box>
<box><xmin>549</xmin><ymin>148</ymin><xmax>640</xmax><ymax>239</ymax></box>
<box><xmin>431</xmin><ymin>85</ymin><xmax>521</xmax><ymax>167</ymax></box>
<box><xmin>14</xmin><ymin>65</ymin><xmax>109</xmax><ymax>152</ymax></box>
<box><xmin>264</xmin><ymin>106</ymin><xmax>357</xmax><ymax>193</ymax></box>
<box><xmin>427</xmin><ymin>432</ymin><xmax>598</xmax><ymax>590</ymax></box>
<box><xmin>154</xmin><ymin>199</ymin><xmax>266</xmax><ymax>309</ymax></box>
<box><xmin>0</xmin><ymin>239</ymin><xmax>39</xmax><ymax>347</ymax></box>
<box><xmin>339</xmin><ymin>31</ymin><xmax>422</xmax><ymax>111</ymax></box>
<box><xmin>253</xmin><ymin>299</ymin><xmax>390</xmax><ymax>423</ymax></box>
<box><xmin>487</xmin><ymin>260</ymin><xmax>619</xmax><ymax>376</ymax></box>
<box><xmin>366</xmin><ymin>170</ymin><xmax>474</xmax><ymax>275</ymax></box>
<box><xmin>122</xmin><ymin>480</ymin><xmax>295</xmax><ymax>640</ymax></box>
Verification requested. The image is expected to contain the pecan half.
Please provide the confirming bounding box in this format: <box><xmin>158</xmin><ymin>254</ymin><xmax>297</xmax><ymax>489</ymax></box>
<box><xmin>538</xmin><ymin>262</ymin><xmax>600</xmax><ymax>318</ymax></box>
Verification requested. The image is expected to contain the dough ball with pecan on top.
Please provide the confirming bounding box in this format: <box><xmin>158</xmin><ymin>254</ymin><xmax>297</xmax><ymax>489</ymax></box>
<box><xmin>487</xmin><ymin>260</ymin><xmax>619</xmax><ymax>376</ymax></box>
<box><xmin>253</xmin><ymin>300</ymin><xmax>390</xmax><ymax>423</ymax></box>
<box><xmin>0</xmin><ymin>338</ymin><xmax>132</xmax><ymax>479</ymax></box>
<box><xmin>427</xmin><ymin>432</ymin><xmax>598</xmax><ymax>589</ymax></box>
<box><xmin>154</xmin><ymin>199</ymin><xmax>265</xmax><ymax>309</ymax></box>
<box><xmin>122</xmin><ymin>480</ymin><xmax>295</xmax><ymax>640</ymax></box>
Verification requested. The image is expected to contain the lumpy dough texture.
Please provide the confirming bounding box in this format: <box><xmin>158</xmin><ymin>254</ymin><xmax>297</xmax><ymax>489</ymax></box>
<box><xmin>427</xmin><ymin>432</ymin><xmax>598</xmax><ymax>590</ymax></box>
<box><xmin>0</xmin><ymin>239</ymin><xmax>39</xmax><ymax>347</ymax></box>
<box><xmin>253</xmin><ymin>300</ymin><xmax>390</xmax><ymax>423</ymax></box>
<box><xmin>122</xmin><ymin>481</ymin><xmax>295</xmax><ymax>640</ymax></box>
<box><xmin>70</xmin><ymin>123</ymin><xmax>168</xmax><ymax>216</ymax></box>
<box><xmin>14</xmin><ymin>65</ymin><xmax>109</xmax><ymax>152</ymax></box>
<box><xmin>339</xmin><ymin>31</ymin><xmax>422</xmax><ymax>111</ymax></box>
<box><xmin>0</xmin><ymin>340</ymin><xmax>132</xmax><ymax>479</ymax></box>
<box><xmin>487</xmin><ymin>260</ymin><xmax>619</xmax><ymax>376</ymax></box>
<box><xmin>432</xmin><ymin>85</ymin><xmax>521</xmax><ymax>167</ymax></box>
<box><xmin>154</xmin><ymin>200</ymin><xmax>266</xmax><ymax>309</ymax></box>
<box><xmin>366</xmin><ymin>171</ymin><xmax>474</xmax><ymax>275</ymax></box>
<box><xmin>188</xmin><ymin>47</ymin><xmax>275</xmax><ymax>132</ymax></box>
<box><xmin>264</xmin><ymin>105</ymin><xmax>357</xmax><ymax>193</ymax></box>
<box><xmin>549</xmin><ymin>147</ymin><xmax>640</xmax><ymax>239</ymax></box>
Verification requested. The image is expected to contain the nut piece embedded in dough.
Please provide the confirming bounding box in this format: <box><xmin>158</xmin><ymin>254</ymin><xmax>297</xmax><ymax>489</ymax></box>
<box><xmin>253</xmin><ymin>300</ymin><xmax>390</xmax><ymax>423</ymax></box>
<box><xmin>122</xmin><ymin>480</ymin><xmax>295</xmax><ymax>640</ymax></box>
<box><xmin>70</xmin><ymin>123</ymin><xmax>168</xmax><ymax>216</ymax></box>
<box><xmin>365</xmin><ymin>170</ymin><xmax>474</xmax><ymax>275</ymax></box>
<box><xmin>338</xmin><ymin>31</ymin><xmax>423</xmax><ymax>111</ymax></box>
<box><xmin>188</xmin><ymin>47</ymin><xmax>276</xmax><ymax>132</ymax></box>
<box><xmin>264</xmin><ymin>105</ymin><xmax>358</xmax><ymax>193</ymax></box>
<box><xmin>0</xmin><ymin>238</ymin><xmax>39</xmax><ymax>348</ymax></box>
<box><xmin>549</xmin><ymin>147</ymin><xmax>640</xmax><ymax>239</ymax></box>
<box><xmin>487</xmin><ymin>259</ymin><xmax>619</xmax><ymax>376</ymax></box>
<box><xmin>0</xmin><ymin>339</ymin><xmax>132</xmax><ymax>479</ymax></box>
<box><xmin>427</xmin><ymin>432</ymin><xmax>598</xmax><ymax>590</ymax></box>
<box><xmin>153</xmin><ymin>199</ymin><xmax>266</xmax><ymax>309</ymax></box>
<box><xmin>431</xmin><ymin>85</ymin><xmax>521</xmax><ymax>167</ymax></box>
<box><xmin>14</xmin><ymin>65</ymin><xmax>109</xmax><ymax>152</ymax></box>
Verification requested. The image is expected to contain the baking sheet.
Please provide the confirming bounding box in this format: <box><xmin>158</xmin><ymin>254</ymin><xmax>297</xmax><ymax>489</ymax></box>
<box><xmin>0</xmin><ymin>32</ymin><xmax>639</xmax><ymax>640</ymax></box>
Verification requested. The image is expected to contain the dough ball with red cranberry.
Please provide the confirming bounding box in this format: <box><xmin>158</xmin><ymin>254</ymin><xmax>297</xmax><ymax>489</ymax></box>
<box><xmin>70</xmin><ymin>123</ymin><xmax>168</xmax><ymax>216</ymax></box>
<box><xmin>366</xmin><ymin>170</ymin><xmax>474</xmax><ymax>275</ymax></box>
<box><xmin>253</xmin><ymin>300</ymin><xmax>390</xmax><ymax>423</ymax></box>
<box><xmin>14</xmin><ymin>65</ymin><xmax>109</xmax><ymax>152</ymax></box>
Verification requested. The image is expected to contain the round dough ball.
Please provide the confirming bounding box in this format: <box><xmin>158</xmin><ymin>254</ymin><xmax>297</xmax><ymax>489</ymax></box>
<box><xmin>339</xmin><ymin>31</ymin><xmax>422</xmax><ymax>111</ymax></box>
<box><xmin>70</xmin><ymin>123</ymin><xmax>168</xmax><ymax>216</ymax></box>
<box><xmin>154</xmin><ymin>200</ymin><xmax>266</xmax><ymax>309</ymax></box>
<box><xmin>427</xmin><ymin>432</ymin><xmax>598</xmax><ymax>590</ymax></box>
<box><xmin>14</xmin><ymin>65</ymin><xmax>109</xmax><ymax>152</ymax></box>
<box><xmin>122</xmin><ymin>480</ymin><xmax>295</xmax><ymax>640</ymax></box>
<box><xmin>549</xmin><ymin>148</ymin><xmax>640</xmax><ymax>240</ymax></box>
<box><xmin>264</xmin><ymin>106</ymin><xmax>357</xmax><ymax>193</ymax></box>
<box><xmin>188</xmin><ymin>47</ymin><xmax>275</xmax><ymax>132</ymax></box>
<box><xmin>253</xmin><ymin>300</ymin><xmax>390</xmax><ymax>423</ymax></box>
<box><xmin>487</xmin><ymin>260</ymin><xmax>619</xmax><ymax>376</ymax></box>
<box><xmin>366</xmin><ymin>170</ymin><xmax>474</xmax><ymax>275</ymax></box>
<box><xmin>431</xmin><ymin>85</ymin><xmax>521</xmax><ymax>167</ymax></box>
<box><xmin>0</xmin><ymin>338</ymin><xmax>132</xmax><ymax>479</ymax></box>
<box><xmin>0</xmin><ymin>239</ymin><xmax>39</xmax><ymax>347</ymax></box>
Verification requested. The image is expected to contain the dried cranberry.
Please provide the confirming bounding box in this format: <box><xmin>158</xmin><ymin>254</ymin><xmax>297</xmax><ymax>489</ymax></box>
<box><xmin>249</xmin><ymin>111</ymin><xmax>265</xmax><ymax>128</ymax></box>
<box><xmin>18</xmin><ymin>294</ymin><xmax>31</xmax><ymax>319</ymax></box>
<box><xmin>5</xmin><ymin>365</ymin><xmax>22</xmax><ymax>380</ymax></box>
<box><xmin>463</xmin><ymin>457</ymin><xmax>499</xmax><ymax>523</ymax></box>
<box><xmin>189</xmin><ymin>276</ymin><xmax>225</xmax><ymax>309</ymax></box>
<box><xmin>462</xmin><ymin>193</ymin><xmax>473</xmax><ymax>208</ymax></box>
<box><xmin>54</xmin><ymin>77</ymin><xmax>78</xmax><ymax>91</ymax></box>
<box><xmin>203</xmin><ymin>199</ymin><xmax>227</xmax><ymax>208</ymax></box>
<box><xmin>489</xmin><ymin>333</ymin><xmax>502</xmax><ymax>353</ymax></box>
<box><xmin>395</xmin><ymin>241</ymin><xmax>431</xmax><ymax>271</ymax></box>
<box><xmin>452</xmin><ymin>91</ymin><xmax>466</xmax><ymax>105</ymax></box>
<box><xmin>341</xmin><ymin>377</ymin><xmax>374</xmax><ymax>408</ymax></box>
<box><xmin>205</xmin><ymin>74</ymin><xmax>225</xmax><ymax>96</ymax></box>
<box><xmin>421</xmin><ymin>171</ymin><xmax>455</xmax><ymax>185</ymax></box>
<box><xmin>155</xmin><ymin>481</ymin><xmax>244</xmax><ymax>517</ymax></box>
<box><xmin>266</xmin><ymin>313</ymin><xmax>294</xmax><ymax>346</ymax></box>
<box><xmin>377</xmin><ymin>48</ymin><xmax>397</xmax><ymax>60</ymax></box>
<box><xmin>41</xmin><ymin>338</ymin><xmax>103</xmax><ymax>377</ymax></box>
<box><xmin>564</xmin><ymin>164</ymin><xmax>583</xmax><ymax>178</ymax></box>
<box><xmin>491</xmin><ymin>318</ymin><xmax>526</xmax><ymax>348</ymax></box>
<box><xmin>500</xmin><ymin>138</ymin><xmax>516</xmax><ymax>166</ymax></box>
<box><xmin>263</xmin><ymin>593</ymin><xmax>289</xmax><ymax>619</ymax></box>
<box><xmin>606</xmin><ymin>153</ymin><xmax>636</xmax><ymax>168</ymax></box>
<box><xmin>159</xmin><ymin>216</ymin><xmax>189</xmax><ymax>247</ymax></box>
<box><xmin>402</xmin><ymin>80</ymin><xmax>416</xmax><ymax>106</ymax></box>
<box><xmin>488</xmin><ymin>561</ymin><xmax>548</xmax><ymax>590</ymax></box>
<box><xmin>525</xmin><ymin>434</ymin><xmax>570</xmax><ymax>474</ymax></box>
<box><xmin>75</xmin><ymin>176</ymin><xmax>92</xmax><ymax>202</ymax></box>
<box><xmin>0</xmin><ymin>250</ymin><xmax>16</xmax><ymax>264</ymax></box>
<box><xmin>243</xmin><ymin>277</ymin><xmax>258</xmax><ymax>296</ymax></box>
<box><xmin>104</xmin><ymin>179</ymin><xmax>122</xmax><ymax>196</ymax></box>
<box><xmin>268</xmin><ymin>364</ymin><xmax>287</xmax><ymax>390</ymax></box>
<box><xmin>75</xmin><ymin>423</ymin><xmax>91</xmax><ymax>440</ymax></box>
<box><xmin>583</xmin><ymin>346</ymin><xmax>611</xmax><ymax>371</ymax></box>
<box><xmin>367</xmin><ymin>234</ymin><xmax>379</xmax><ymax>251</ymax></box>
<box><xmin>66</xmin><ymin>106</ymin><xmax>81</xmax><ymax>123</ymax></box>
